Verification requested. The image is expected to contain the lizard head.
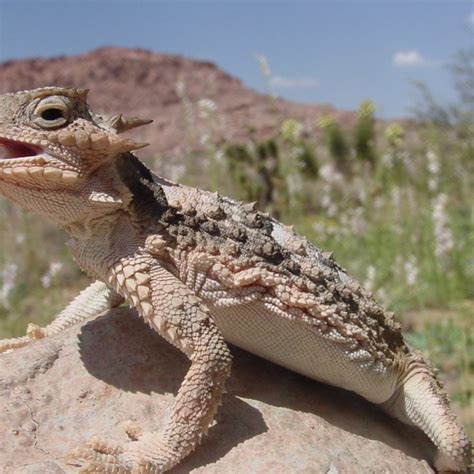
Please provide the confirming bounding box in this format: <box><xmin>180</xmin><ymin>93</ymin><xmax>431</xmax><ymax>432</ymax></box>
<box><xmin>0</xmin><ymin>86</ymin><xmax>151</xmax><ymax>224</ymax></box>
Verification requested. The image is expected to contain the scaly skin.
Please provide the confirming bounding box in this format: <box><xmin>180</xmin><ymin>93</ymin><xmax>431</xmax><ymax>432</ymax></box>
<box><xmin>0</xmin><ymin>87</ymin><xmax>471</xmax><ymax>472</ymax></box>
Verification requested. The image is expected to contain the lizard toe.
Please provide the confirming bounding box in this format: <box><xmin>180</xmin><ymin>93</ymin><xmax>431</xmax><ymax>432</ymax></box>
<box><xmin>122</xmin><ymin>420</ymin><xmax>144</xmax><ymax>441</ymax></box>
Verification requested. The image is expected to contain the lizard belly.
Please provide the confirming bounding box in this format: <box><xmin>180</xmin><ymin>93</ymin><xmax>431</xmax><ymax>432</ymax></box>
<box><xmin>209</xmin><ymin>301</ymin><xmax>397</xmax><ymax>404</ymax></box>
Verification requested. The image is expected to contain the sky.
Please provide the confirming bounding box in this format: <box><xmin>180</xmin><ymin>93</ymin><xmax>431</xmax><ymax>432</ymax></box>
<box><xmin>0</xmin><ymin>0</ymin><xmax>472</xmax><ymax>118</ymax></box>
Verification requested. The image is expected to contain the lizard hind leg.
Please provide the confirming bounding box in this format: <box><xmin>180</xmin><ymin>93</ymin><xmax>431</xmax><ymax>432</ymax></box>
<box><xmin>382</xmin><ymin>360</ymin><xmax>472</xmax><ymax>472</ymax></box>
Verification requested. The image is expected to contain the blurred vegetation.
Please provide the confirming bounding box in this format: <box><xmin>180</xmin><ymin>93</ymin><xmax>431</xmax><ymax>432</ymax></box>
<box><xmin>0</xmin><ymin>47</ymin><xmax>472</xmax><ymax>437</ymax></box>
<box><xmin>224</xmin><ymin>119</ymin><xmax>318</xmax><ymax>216</ymax></box>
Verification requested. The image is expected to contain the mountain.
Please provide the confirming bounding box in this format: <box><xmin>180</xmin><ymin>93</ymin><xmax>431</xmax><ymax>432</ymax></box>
<box><xmin>0</xmin><ymin>47</ymin><xmax>354</xmax><ymax>157</ymax></box>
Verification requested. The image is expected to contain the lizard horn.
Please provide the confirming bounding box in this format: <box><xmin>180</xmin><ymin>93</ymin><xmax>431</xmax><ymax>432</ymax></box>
<box><xmin>107</xmin><ymin>135</ymin><xmax>149</xmax><ymax>153</ymax></box>
<box><xmin>108</xmin><ymin>114</ymin><xmax>153</xmax><ymax>134</ymax></box>
<box><xmin>74</xmin><ymin>88</ymin><xmax>89</xmax><ymax>102</ymax></box>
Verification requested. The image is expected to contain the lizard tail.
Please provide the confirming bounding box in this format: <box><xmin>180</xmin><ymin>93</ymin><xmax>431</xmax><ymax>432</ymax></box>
<box><xmin>382</xmin><ymin>357</ymin><xmax>472</xmax><ymax>472</ymax></box>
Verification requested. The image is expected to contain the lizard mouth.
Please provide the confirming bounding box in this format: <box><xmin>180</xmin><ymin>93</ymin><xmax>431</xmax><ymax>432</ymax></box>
<box><xmin>0</xmin><ymin>137</ymin><xmax>80</xmax><ymax>184</ymax></box>
<box><xmin>0</xmin><ymin>138</ymin><xmax>43</xmax><ymax>159</ymax></box>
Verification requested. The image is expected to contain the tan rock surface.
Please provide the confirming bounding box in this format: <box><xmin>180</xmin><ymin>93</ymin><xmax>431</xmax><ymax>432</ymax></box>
<box><xmin>0</xmin><ymin>307</ymin><xmax>435</xmax><ymax>473</ymax></box>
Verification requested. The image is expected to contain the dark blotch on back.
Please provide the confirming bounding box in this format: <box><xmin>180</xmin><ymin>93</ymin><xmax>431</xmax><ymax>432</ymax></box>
<box><xmin>116</xmin><ymin>153</ymin><xmax>179</xmax><ymax>225</ymax></box>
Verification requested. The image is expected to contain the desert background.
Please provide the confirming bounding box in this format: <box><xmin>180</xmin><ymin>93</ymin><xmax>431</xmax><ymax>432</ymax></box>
<box><xmin>0</xmin><ymin>1</ymin><xmax>472</xmax><ymax>443</ymax></box>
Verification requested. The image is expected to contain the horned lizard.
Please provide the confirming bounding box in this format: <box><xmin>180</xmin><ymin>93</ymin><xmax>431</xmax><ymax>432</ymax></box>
<box><xmin>0</xmin><ymin>87</ymin><xmax>471</xmax><ymax>472</ymax></box>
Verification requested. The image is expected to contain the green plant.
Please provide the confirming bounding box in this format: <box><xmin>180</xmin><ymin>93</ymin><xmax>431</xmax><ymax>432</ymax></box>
<box><xmin>318</xmin><ymin>114</ymin><xmax>351</xmax><ymax>172</ymax></box>
<box><xmin>354</xmin><ymin>99</ymin><xmax>377</xmax><ymax>167</ymax></box>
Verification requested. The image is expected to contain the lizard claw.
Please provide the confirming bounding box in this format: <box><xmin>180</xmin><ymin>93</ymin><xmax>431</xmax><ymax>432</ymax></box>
<box><xmin>85</xmin><ymin>436</ymin><xmax>126</xmax><ymax>455</ymax></box>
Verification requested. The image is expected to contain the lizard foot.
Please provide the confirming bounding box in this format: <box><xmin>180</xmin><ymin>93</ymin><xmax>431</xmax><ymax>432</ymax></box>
<box><xmin>69</xmin><ymin>436</ymin><xmax>132</xmax><ymax>473</ymax></box>
<box><xmin>69</xmin><ymin>429</ymin><xmax>178</xmax><ymax>474</ymax></box>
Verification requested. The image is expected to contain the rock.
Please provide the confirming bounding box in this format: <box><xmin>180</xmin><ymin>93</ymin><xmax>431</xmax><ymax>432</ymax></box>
<box><xmin>0</xmin><ymin>308</ymin><xmax>435</xmax><ymax>473</ymax></box>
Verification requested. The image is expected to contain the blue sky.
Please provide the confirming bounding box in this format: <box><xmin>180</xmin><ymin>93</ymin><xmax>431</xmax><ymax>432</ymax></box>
<box><xmin>0</xmin><ymin>1</ymin><xmax>472</xmax><ymax>117</ymax></box>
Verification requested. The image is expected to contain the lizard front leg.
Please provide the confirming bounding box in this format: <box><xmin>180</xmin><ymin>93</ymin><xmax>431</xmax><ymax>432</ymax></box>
<box><xmin>72</xmin><ymin>261</ymin><xmax>232</xmax><ymax>473</ymax></box>
<box><xmin>0</xmin><ymin>280</ymin><xmax>124</xmax><ymax>353</ymax></box>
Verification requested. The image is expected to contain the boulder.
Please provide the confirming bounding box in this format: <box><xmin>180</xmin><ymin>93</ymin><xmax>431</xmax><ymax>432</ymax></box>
<box><xmin>0</xmin><ymin>308</ymin><xmax>435</xmax><ymax>473</ymax></box>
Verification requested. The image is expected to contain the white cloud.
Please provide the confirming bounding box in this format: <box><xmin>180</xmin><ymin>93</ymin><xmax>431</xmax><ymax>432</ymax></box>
<box><xmin>468</xmin><ymin>11</ymin><xmax>474</xmax><ymax>26</ymax></box>
<box><xmin>393</xmin><ymin>50</ymin><xmax>429</xmax><ymax>67</ymax></box>
<box><xmin>270</xmin><ymin>75</ymin><xmax>319</xmax><ymax>88</ymax></box>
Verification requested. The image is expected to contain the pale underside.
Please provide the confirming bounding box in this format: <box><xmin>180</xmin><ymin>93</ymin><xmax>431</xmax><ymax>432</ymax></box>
<box><xmin>209</xmin><ymin>301</ymin><xmax>397</xmax><ymax>404</ymax></box>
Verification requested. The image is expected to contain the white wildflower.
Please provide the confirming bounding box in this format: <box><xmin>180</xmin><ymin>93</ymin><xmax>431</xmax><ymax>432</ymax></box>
<box><xmin>214</xmin><ymin>149</ymin><xmax>225</xmax><ymax>164</ymax></box>
<box><xmin>381</xmin><ymin>152</ymin><xmax>393</xmax><ymax>168</ymax></box>
<box><xmin>199</xmin><ymin>133</ymin><xmax>210</xmax><ymax>146</ymax></box>
<box><xmin>426</xmin><ymin>150</ymin><xmax>440</xmax><ymax>175</ymax></box>
<box><xmin>166</xmin><ymin>163</ymin><xmax>186</xmax><ymax>182</ymax></box>
<box><xmin>319</xmin><ymin>163</ymin><xmax>343</xmax><ymax>185</ymax></box>
<box><xmin>349</xmin><ymin>207</ymin><xmax>367</xmax><ymax>235</ymax></box>
<box><xmin>321</xmin><ymin>201</ymin><xmax>337</xmax><ymax>217</ymax></box>
<box><xmin>372</xmin><ymin>196</ymin><xmax>384</xmax><ymax>210</ymax></box>
<box><xmin>312</xmin><ymin>220</ymin><xmax>337</xmax><ymax>237</ymax></box>
<box><xmin>175</xmin><ymin>79</ymin><xmax>186</xmax><ymax>97</ymax></box>
<box><xmin>15</xmin><ymin>233</ymin><xmax>25</xmax><ymax>244</ymax></box>
<box><xmin>40</xmin><ymin>261</ymin><xmax>63</xmax><ymax>289</ymax></box>
<box><xmin>197</xmin><ymin>98</ymin><xmax>217</xmax><ymax>119</ymax></box>
<box><xmin>286</xmin><ymin>172</ymin><xmax>302</xmax><ymax>205</ymax></box>
<box><xmin>432</xmin><ymin>193</ymin><xmax>454</xmax><ymax>261</ymax></box>
<box><xmin>312</xmin><ymin>221</ymin><xmax>327</xmax><ymax>236</ymax></box>
<box><xmin>320</xmin><ymin>191</ymin><xmax>332</xmax><ymax>211</ymax></box>
<box><xmin>364</xmin><ymin>265</ymin><xmax>376</xmax><ymax>291</ymax></box>
<box><xmin>0</xmin><ymin>262</ymin><xmax>18</xmax><ymax>307</ymax></box>
<box><xmin>426</xmin><ymin>150</ymin><xmax>440</xmax><ymax>192</ymax></box>
<box><xmin>288</xmin><ymin>146</ymin><xmax>305</xmax><ymax>163</ymax></box>
<box><xmin>404</xmin><ymin>255</ymin><xmax>419</xmax><ymax>286</ymax></box>
<box><xmin>428</xmin><ymin>177</ymin><xmax>437</xmax><ymax>192</ymax></box>
<box><xmin>376</xmin><ymin>287</ymin><xmax>389</xmax><ymax>305</ymax></box>
<box><xmin>338</xmin><ymin>213</ymin><xmax>353</xmax><ymax>235</ymax></box>
<box><xmin>391</xmin><ymin>186</ymin><xmax>401</xmax><ymax>210</ymax></box>
<box><xmin>356</xmin><ymin>188</ymin><xmax>367</xmax><ymax>205</ymax></box>
<box><xmin>319</xmin><ymin>164</ymin><xmax>332</xmax><ymax>181</ymax></box>
<box><xmin>256</xmin><ymin>54</ymin><xmax>271</xmax><ymax>77</ymax></box>
<box><xmin>327</xmin><ymin>203</ymin><xmax>338</xmax><ymax>218</ymax></box>
<box><xmin>400</xmin><ymin>151</ymin><xmax>416</xmax><ymax>175</ymax></box>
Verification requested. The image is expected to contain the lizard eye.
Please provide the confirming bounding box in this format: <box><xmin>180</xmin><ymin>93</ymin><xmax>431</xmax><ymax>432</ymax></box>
<box><xmin>41</xmin><ymin>108</ymin><xmax>65</xmax><ymax>121</ymax></box>
<box><xmin>33</xmin><ymin>96</ymin><xmax>71</xmax><ymax>129</ymax></box>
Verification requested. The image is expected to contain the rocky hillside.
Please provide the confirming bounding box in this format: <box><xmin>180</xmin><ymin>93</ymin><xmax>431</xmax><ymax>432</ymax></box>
<box><xmin>0</xmin><ymin>47</ymin><xmax>354</xmax><ymax>157</ymax></box>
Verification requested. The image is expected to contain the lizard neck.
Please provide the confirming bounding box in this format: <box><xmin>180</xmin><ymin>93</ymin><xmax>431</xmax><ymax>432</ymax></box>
<box><xmin>62</xmin><ymin>161</ymin><xmax>149</xmax><ymax>280</ymax></box>
<box><xmin>64</xmin><ymin>208</ymin><xmax>146</xmax><ymax>281</ymax></box>
<box><xmin>61</xmin><ymin>159</ymin><xmax>135</xmax><ymax>240</ymax></box>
